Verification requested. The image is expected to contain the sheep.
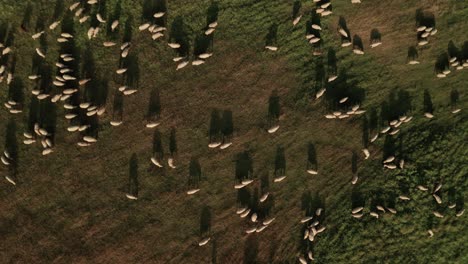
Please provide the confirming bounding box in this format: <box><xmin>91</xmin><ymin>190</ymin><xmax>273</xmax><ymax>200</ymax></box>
<box><xmin>307</xmin><ymin>169</ymin><xmax>318</xmax><ymax>175</ymax></box>
<box><xmin>220</xmin><ymin>142</ymin><xmax>232</xmax><ymax>150</ymax></box>
<box><xmin>263</xmin><ymin>217</ymin><xmax>275</xmax><ymax>225</ymax></box>
<box><xmin>198</xmin><ymin>237</ymin><xmax>210</xmax><ymax>246</ymax></box>
<box><xmin>187</xmin><ymin>189</ymin><xmax>200</xmax><ymax>195</ymax></box>
<box><xmin>151</xmin><ymin>157</ymin><xmax>163</xmax><ymax>168</ymax></box>
<box><xmin>293</xmin><ymin>16</ymin><xmax>302</xmax><ymax>26</ymax></box>
<box><xmin>432</xmin><ymin>194</ymin><xmax>442</xmax><ymax>204</ymax></box>
<box><xmin>273</xmin><ymin>175</ymin><xmax>286</xmax><ymax>182</ymax></box>
<box><xmin>265</xmin><ymin>46</ymin><xmax>278</xmax><ymax>51</ymax></box>
<box><xmin>268</xmin><ymin>125</ymin><xmax>280</xmax><ymax>134</ymax></box>
<box><xmin>176</xmin><ymin>61</ymin><xmax>189</xmax><ymax>70</ymax></box>
<box><xmin>126</xmin><ymin>194</ymin><xmax>138</xmax><ymax>200</ymax></box>
<box><xmin>5</xmin><ymin>176</ymin><xmax>16</xmax><ymax>185</ymax></box>
<box><xmin>146</xmin><ymin>122</ymin><xmax>160</xmax><ymax>128</ymax></box>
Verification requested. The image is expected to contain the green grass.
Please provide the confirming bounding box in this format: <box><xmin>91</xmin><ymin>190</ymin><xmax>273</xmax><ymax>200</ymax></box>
<box><xmin>0</xmin><ymin>0</ymin><xmax>467</xmax><ymax>263</ymax></box>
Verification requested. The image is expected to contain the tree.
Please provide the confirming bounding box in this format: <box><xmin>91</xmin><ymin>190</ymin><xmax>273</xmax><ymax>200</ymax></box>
<box><xmin>152</xmin><ymin>129</ymin><xmax>164</xmax><ymax>160</ymax></box>
<box><xmin>169</xmin><ymin>127</ymin><xmax>177</xmax><ymax>156</ymax></box>
<box><xmin>307</xmin><ymin>143</ymin><xmax>317</xmax><ymax>169</ymax></box>
<box><xmin>221</xmin><ymin>110</ymin><xmax>233</xmax><ymax>143</ymax></box>
<box><xmin>147</xmin><ymin>87</ymin><xmax>161</xmax><ymax>121</ymax></box>
<box><xmin>362</xmin><ymin>116</ymin><xmax>369</xmax><ymax>148</ymax></box>
<box><xmin>21</xmin><ymin>2</ymin><xmax>33</xmax><ymax>31</ymax></box>
<box><xmin>209</xmin><ymin>109</ymin><xmax>221</xmax><ymax>143</ymax></box>
<box><xmin>128</xmin><ymin>154</ymin><xmax>139</xmax><ymax>197</ymax></box>
<box><xmin>268</xmin><ymin>90</ymin><xmax>280</xmax><ymax>124</ymax></box>
<box><xmin>189</xmin><ymin>157</ymin><xmax>202</xmax><ymax>187</ymax></box>
<box><xmin>274</xmin><ymin>146</ymin><xmax>286</xmax><ymax>177</ymax></box>
<box><xmin>206</xmin><ymin>1</ymin><xmax>219</xmax><ymax>26</ymax></box>
<box><xmin>200</xmin><ymin>206</ymin><xmax>212</xmax><ymax>236</ymax></box>
<box><xmin>450</xmin><ymin>89</ymin><xmax>459</xmax><ymax>107</ymax></box>
<box><xmin>292</xmin><ymin>0</ymin><xmax>301</xmax><ymax>18</ymax></box>
<box><xmin>169</xmin><ymin>16</ymin><xmax>190</xmax><ymax>57</ymax></box>
<box><xmin>423</xmin><ymin>89</ymin><xmax>434</xmax><ymax>114</ymax></box>
<box><xmin>351</xmin><ymin>151</ymin><xmax>358</xmax><ymax>174</ymax></box>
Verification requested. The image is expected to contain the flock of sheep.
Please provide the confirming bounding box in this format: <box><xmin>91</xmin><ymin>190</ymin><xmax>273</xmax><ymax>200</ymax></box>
<box><xmin>0</xmin><ymin>0</ymin><xmax>465</xmax><ymax>262</ymax></box>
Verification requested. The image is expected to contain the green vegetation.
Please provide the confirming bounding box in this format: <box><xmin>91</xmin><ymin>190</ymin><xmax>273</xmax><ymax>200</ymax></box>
<box><xmin>0</xmin><ymin>0</ymin><xmax>466</xmax><ymax>263</ymax></box>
